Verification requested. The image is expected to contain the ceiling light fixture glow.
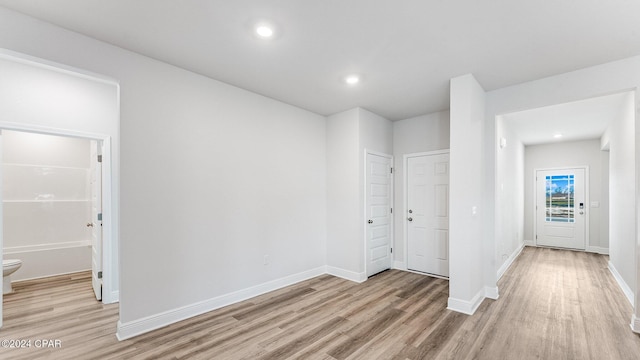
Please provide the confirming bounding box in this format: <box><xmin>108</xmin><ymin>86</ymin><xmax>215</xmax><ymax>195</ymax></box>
<box><xmin>255</xmin><ymin>25</ymin><xmax>274</xmax><ymax>38</ymax></box>
<box><xmin>553</xmin><ymin>133</ymin><xmax>563</xmax><ymax>139</ymax></box>
<box><xmin>345</xmin><ymin>75</ymin><xmax>360</xmax><ymax>85</ymax></box>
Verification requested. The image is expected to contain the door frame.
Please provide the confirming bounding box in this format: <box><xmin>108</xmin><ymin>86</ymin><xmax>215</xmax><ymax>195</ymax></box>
<box><xmin>363</xmin><ymin>149</ymin><xmax>394</xmax><ymax>278</ymax></box>
<box><xmin>0</xmin><ymin>125</ymin><xmax>116</xmax><ymax>304</ymax></box>
<box><xmin>533</xmin><ymin>166</ymin><xmax>589</xmax><ymax>249</ymax></box>
<box><xmin>402</xmin><ymin>149</ymin><xmax>450</xmax><ymax>276</ymax></box>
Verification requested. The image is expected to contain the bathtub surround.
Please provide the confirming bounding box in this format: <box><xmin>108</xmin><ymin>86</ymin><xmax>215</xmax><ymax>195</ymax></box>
<box><xmin>3</xmin><ymin>130</ymin><xmax>92</xmax><ymax>281</ymax></box>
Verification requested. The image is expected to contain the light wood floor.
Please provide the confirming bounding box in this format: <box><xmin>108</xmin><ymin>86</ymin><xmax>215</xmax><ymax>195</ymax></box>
<box><xmin>1</xmin><ymin>247</ymin><xmax>640</xmax><ymax>359</ymax></box>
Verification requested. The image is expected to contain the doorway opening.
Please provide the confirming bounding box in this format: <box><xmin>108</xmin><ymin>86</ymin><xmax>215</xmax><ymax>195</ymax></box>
<box><xmin>1</xmin><ymin>130</ymin><xmax>104</xmax><ymax>300</ymax></box>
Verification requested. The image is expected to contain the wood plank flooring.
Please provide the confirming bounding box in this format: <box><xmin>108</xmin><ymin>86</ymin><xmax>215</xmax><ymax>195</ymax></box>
<box><xmin>1</xmin><ymin>247</ymin><xmax>640</xmax><ymax>359</ymax></box>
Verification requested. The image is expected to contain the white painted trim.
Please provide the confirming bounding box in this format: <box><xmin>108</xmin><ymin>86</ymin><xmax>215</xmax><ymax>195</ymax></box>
<box><xmin>586</xmin><ymin>246</ymin><xmax>609</xmax><ymax>255</ymax></box>
<box><xmin>393</xmin><ymin>261</ymin><xmax>406</xmax><ymax>270</ymax></box>
<box><xmin>484</xmin><ymin>286</ymin><xmax>499</xmax><ymax>300</ymax></box>
<box><xmin>447</xmin><ymin>288</ymin><xmax>484</xmax><ymax>315</ymax></box>
<box><xmin>4</xmin><ymin>241</ymin><xmax>90</xmax><ymax>254</ymax></box>
<box><xmin>631</xmin><ymin>314</ymin><xmax>640</xmax><ymax>334</ymax></box>
<box><xmin>326</xmin><ymin>266</ymin><xmax>367</xmax><ymax>283</ymax></box>
<box><xmin>116</xmin><ymin>266</ymin><xmax>326</xmax><ymax>340</ymax></box>
<box><xmin>608</xmin><ymin>261</ymin><xmax>634</xmax><ymax>305</ymax></box>
<box><xmin>364</xmin><ymin>150</ymin><xmax>394</xmax><ymax>278</ymax></box>
<box><xmin>497</xmin><ymin>243</ymin><xmax>525</xmax><ymax>280</ymax></box>
<box><xmin>0</xmin><ymin>48</ymin><xmax>119</xmax><ymax>86</ymax></box>
<box><xmin>402</xmin><ymin>150</ymin><xmax>451</xmax><ymax>279</ymax></box>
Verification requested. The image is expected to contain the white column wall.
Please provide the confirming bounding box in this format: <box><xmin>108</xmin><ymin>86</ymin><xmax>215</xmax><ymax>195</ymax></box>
<box><xmin>448</xmin><ymin>74</ymin><xmax>487</xmax><ymax>314</ymax></box>
<box><xmin>326</xmin><ymin>109</ymin><xmax>361</xmax><ymax>279</ymax></box>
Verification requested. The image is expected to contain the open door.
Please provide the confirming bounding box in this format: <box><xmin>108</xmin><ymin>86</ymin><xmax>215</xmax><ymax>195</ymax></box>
<box><xmin>365</xmin><ymin>152</ymin><xmax>393</xmax><ymax>277</ymax></box>
<box><xmin>90</xmin><ymin>140</ymin><xmax>103</xmax><ymax>301</ymax></box>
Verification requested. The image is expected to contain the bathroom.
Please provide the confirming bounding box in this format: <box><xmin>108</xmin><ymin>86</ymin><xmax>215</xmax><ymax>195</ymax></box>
<box><xmin>2</xmin><ymin>130</ymin><xmax>95</xmax><ymax>294</ymax></box>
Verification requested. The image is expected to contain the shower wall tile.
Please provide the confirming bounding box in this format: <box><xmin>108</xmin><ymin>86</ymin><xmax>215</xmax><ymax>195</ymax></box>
<box><xmin>3</xmin><ymin>164</ymin><xmax>89</xmax><ymax>201</ymax></box>
<box><xmin>3</xmin><ymin>130</ymin><xmax>90</xmax><ymax>168</ymax></box>
<box><xmin>4</xmin><ymin>201</ymin><xmax>91</xmax><ymax>248</ymax></box>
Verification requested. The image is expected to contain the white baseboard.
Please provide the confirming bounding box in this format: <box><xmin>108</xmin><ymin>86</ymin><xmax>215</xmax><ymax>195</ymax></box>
<box><xmin>447</xmin><ymin>288</ymin><xmax>484</xmax><ymax>315</ymax></box>
<box><xmin>586</xmin><ymin>246</ymin><xmax>609</xmax><ymax>255</ymax></box>
<box><xmin>631</xmin><ymin>314</ymin><xmax>640</xmax><ymax>333</ymax></box>
<box><xmin>326</xmin><ymin>266</ymin><xmax>367</xmax><ymax>283</ymax></box>
<box><xmin>497</xmin><ymin>243</ymin><xmax>525</xmax><ymax>280</ymax></box>
<box><xmin>484</xmin><ymin>286</ymin><xmax>499</xmax><ymax>300</ymax></box>
<box><xmin>393</xmin><ymin>261</ymin><xmax>406</xmax><ymax>270</ymax></box>
<box><xmin>524</xmin><ymin>239</ymin><xmax>535</xmax><ymax>247</ymax></box>
<box><xmin>608</xmin><ymin>261</ymin><xmax>634</xmax><ymax>305</ymax></box>
<box><xmin>105</xmin><ymin>290</ymin><xmax>119</xmax><ymax>304</ymax></box>
<box><xmin>116</xmin><ymin>266</ymin><xmax>326</xmax><ymax>341</ymax></box>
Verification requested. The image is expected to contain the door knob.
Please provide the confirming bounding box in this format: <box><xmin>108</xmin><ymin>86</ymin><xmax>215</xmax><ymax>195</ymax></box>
<box><xmin>408</xmin><ymin>217</ymin><xmax>413</xmax><ymax>221</ymax></box>
<box><xmin>86</xmin><ymin>222</ymin><xmax>94</xmax><ymax>227</ymax></box>
<box><xmin>368</xmin><ymin>220</ymin><xmax>373</xmax><ymax>224</ymax></box>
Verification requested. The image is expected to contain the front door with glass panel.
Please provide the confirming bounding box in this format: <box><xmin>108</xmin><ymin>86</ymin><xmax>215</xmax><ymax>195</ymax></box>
<box><xmin>535</xmin><ymin>168</ymin><xmax>586</xmax><ymax>250</ymax></box>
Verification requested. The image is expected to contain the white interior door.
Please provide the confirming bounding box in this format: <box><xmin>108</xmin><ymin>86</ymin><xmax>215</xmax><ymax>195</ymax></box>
<box><xmin>535</xmin><ymin>168</ymin><xmax>586</xmax><ymax>250</ymax></box>
<box><xmin>366</xmin><ymin>152</ymin><xmax>393</xmax><ymax>277</ymax></box>
<box><xmin>407</xmin><ymin>152</ymin><xmax>450</xmax><ymax>277</ymax></box>
<box><xmin>90</xmin><ymin>140</ymin><xmax>103</xmax><ymax>301</ymax></box>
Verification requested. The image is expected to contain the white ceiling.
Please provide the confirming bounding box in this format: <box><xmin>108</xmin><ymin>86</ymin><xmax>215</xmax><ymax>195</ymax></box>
<box><xmin>501</xmin><ymin>92</ymin><xmax>631</xmax><ymax>146</ymax></box>
<box><xmin>1</xmin><ymin>1</ymin><xmax>640</xmax><ymax>120</ymax></box>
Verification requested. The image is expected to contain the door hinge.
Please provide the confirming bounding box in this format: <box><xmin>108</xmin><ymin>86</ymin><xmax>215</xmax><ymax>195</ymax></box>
<box><xmin>390</xmin><ymin>208</ymin><xmax>393</xmax><ymax>214</ymax></box>
<box><xmin>98</xmin><ymin>213</ymin><xmax>102</xmax><ymax>221</ymax></box>
<box><xmin>97</xmin><ymin>271</ymin><xmax>103</xmax><ymax>279</ymax></box>
<box><xmin>390</xmin><ymin>167</ymin><xmax>393</xmax><ymax>174</ymax></box>
<box><xmin>97</xmin><ymin>155</ymin><xmax>103</xmax><ymax>163</ymax></box>
<box><xmin>390</xmin><ymin>248</ymin><xmax>393</xmax><ymax>253</ymax></box>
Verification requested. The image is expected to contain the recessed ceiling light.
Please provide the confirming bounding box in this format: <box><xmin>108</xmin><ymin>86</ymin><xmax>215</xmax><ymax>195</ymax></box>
<box><xmin>553</xmin><ymin>133</ymin><xmax>563</xmax><ymax>139</ymax></box>
<box><xmin>255</xmin><ymin>25</ymin><xmax>274</xmax><ymax>38</ymax></box>
<box><xmin>345</xmin><ymin>75</ymin><xmax>360</xmax><ymax>85</ymax></box>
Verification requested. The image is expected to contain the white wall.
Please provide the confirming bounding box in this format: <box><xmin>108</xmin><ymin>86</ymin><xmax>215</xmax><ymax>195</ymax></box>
<box><xmin>609</xmin><ymin>93</ymin><xmax>636</xmax><ymax>303</ymax></box>
<box><xmin>0</xmin><ymin>7</ymin><xmax>328</xmax><ymax>339</ymax></box>
<box><xmin>449</xmin><ymin>74</ymin><xmax>488</xmax><ymax>314</ymax></box>
<box><xmin>523</xmin><ymin>139</ymin><xmax>609</xmax><ymax>252</ymax></box>
<box><xmin>392</xmin><ymin>111</ymin><xmax>450</xmax><ymax>266</ymax></box>
<box><xmin>495</xmin><ymin>117</ymin><xmax>525</xmax><ymax>276</ymax></box>
<box><xmin>326</xmin><ymin>109</ymin><xmax>360</xmax><ymax>278</ymax></box>
<box><xmin>3</xmin><ymin>130</ymin><xmax>92</xmax><ymax>280</ymax></box>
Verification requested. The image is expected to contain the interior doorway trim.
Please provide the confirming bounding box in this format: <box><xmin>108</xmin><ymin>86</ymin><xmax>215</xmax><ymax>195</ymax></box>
<box><xmin>0</xmin><ymin>123</ymin><xmax>117</xmax><ymax>304</ymax></box>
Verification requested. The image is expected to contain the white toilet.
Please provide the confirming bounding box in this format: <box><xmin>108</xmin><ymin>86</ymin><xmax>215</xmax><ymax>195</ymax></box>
<box><xmin>3</xmin><ymin>259</ymin><xmax>22</xmax><ymax>294</ymax></box>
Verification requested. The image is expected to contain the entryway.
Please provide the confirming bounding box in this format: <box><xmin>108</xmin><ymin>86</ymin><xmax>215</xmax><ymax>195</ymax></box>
<box><xmin>535</xmin><ymin>167</ymin><xmax>587</xmax><ymax>250</ymax></box>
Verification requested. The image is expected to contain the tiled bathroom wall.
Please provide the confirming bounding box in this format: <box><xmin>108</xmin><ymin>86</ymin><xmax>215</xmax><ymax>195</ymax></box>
<box><xmin>3</xmin><ymin>130</ymin><xmax>92</xmax><ymax>281</ymax></box>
